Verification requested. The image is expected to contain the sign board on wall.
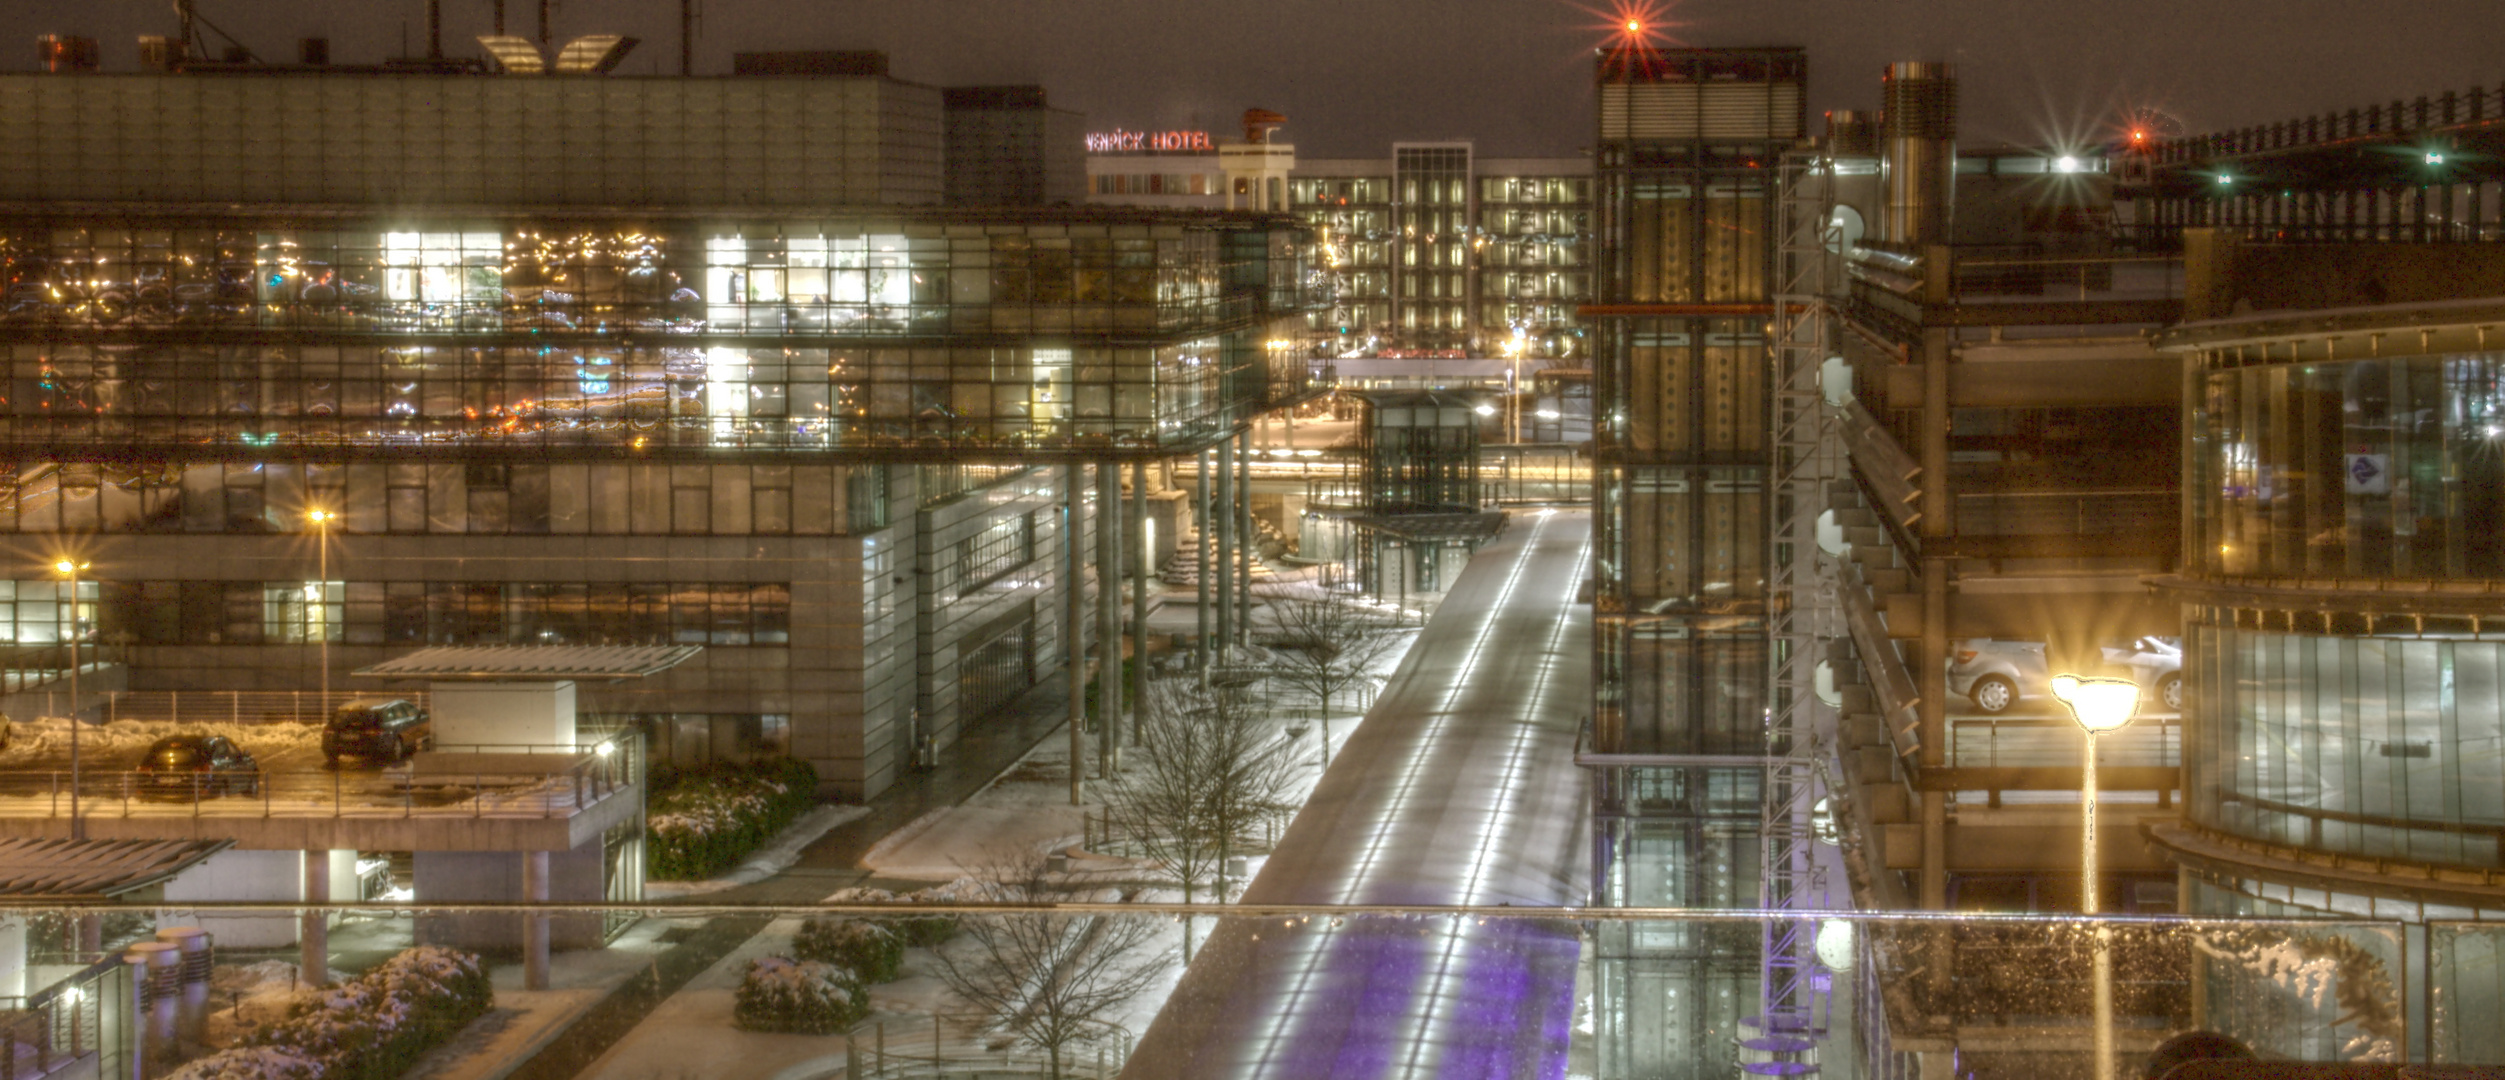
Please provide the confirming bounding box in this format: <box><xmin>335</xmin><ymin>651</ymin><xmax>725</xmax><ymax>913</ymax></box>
<box><xmin>1085</xmin><ymin>130</ymin><xmax>1214</xmax><ymax>153</ymax></box>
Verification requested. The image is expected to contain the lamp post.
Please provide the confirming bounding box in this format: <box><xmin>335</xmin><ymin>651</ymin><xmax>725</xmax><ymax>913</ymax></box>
<box><xmin>2050</xmin><ymin>673</ymin><xmax>2139</xmax><ymax>1080</ymax></box>
<box><xmin>307</xmin><ymin>510</ymin><xmax>335</xmax><ymax>712</ymax></box>
<box><xmin>52</xmin><ymin>558</ymin><xmax>87</xmax><ymax>840</ymax></box>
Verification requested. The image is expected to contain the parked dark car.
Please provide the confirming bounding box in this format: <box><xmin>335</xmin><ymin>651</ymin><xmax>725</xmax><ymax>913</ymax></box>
<box><xmin>323</xmin><ymin>699</ymin><xmax>433</xmax><ymax>766</ymax></box>
<box><xmin>136</xmin><ymin>735</ymin><xmax>259</xmax><ymax>798</ymax></box>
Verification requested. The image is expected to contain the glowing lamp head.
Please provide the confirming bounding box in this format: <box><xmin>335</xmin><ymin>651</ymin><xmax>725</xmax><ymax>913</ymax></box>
<box><xmin>52</xmin><ymin>559</ymin><xmax>83</xmax><ymax>576</ymax></box>
<box><xmin>1625</xmin><ymin>18</ymin><xmax>1642</xmax><ymax>33</ymax></box>
<box><xmin>2215</xmin><ymin>174</ymin><xmax>2233</xmax><ymax>186</ymax></box>
<box><xmin>1814</xmin><ymin>919</ymin><xmax>1856</xmax><ymax>972</ymax></box>
<box><xmin>2051</xmin><ymin>674</ymin><xmax>2139</xmax><ymax>733</ymax></box>
<box><xmin>2426</xmin><ymin>151</ymin><xmax>2447</xmax><ymax>166</ymax></box>
<box><xmin>2053</xmin><ymin>155</ymin><xmax>2081</xmax><ymax>173</ymax></box>
<box><xmin>307</xmin><ymin>509</ymin><xmax>333</xmax><ymax>525</ymax></box>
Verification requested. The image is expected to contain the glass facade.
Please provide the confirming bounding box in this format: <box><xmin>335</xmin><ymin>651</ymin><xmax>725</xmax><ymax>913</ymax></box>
<box><xmin>1393</xmin><ymin>145</ymin><xmax>1474</xmax><ymax>350</ymax></box>
<box><xmin>2190</xmin><ymin>350</ymin><xmax>2505</xmax><ymax>579</ymax></box>
<box><xmin>97</xmin><ymin>579</ymin><xmax>791</xmax><ymax>647</ymax></box>
<box><xmin>1586</xmin><ymin>45</ymin><xmax>1802</xmax><ymax>1080</ymax></box>
<box><xmin>1293</xmin><ymin>160</ymin><xmax>1590</xmax><ymax>358</ymax></box>
<box><xmin>2185</xmin><ymin>618</ymin><xmax>2505</xmax><ymax>869</ymax></box>
<box><xmin>0</xmin><ymin>461</ymin><xmax>886</xmax><ymax>536</ymax></box>
<box><xmin>0</xmin><ymin>214</ymin><xmax>1318</xmax><ymax>458</ymax></box>
<box><xmin>1477</xmin><ymin>175</ymin><xmax>1591</xmax><ymax>358</ymax></box>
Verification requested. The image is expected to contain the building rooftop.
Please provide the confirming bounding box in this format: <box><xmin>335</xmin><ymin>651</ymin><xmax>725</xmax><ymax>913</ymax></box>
<box><xmin>355</xmin><ymin>645</ymin><xmax>703</xmax><ymax>681</ymax></box>
<box><xmin>0</xmin><ymin>837</ymin><xmax>231</xmax><ymax>899</ymax></box>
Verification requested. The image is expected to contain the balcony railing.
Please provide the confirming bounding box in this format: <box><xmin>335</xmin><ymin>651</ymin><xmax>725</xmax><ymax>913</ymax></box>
<box><xmin>0</xmin><ymin>749</ymin><xmax>631</xmax><ymax>822</ymax></box>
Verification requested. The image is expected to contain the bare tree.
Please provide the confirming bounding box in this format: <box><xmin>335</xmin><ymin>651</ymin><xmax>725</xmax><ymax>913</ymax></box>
<box><xmin>1110</xmin><ymin>678</ymin><xmax>1305</xmax><ymax>959</ymax></box>
<box><xmin>1264</xmin><ymin>596</ymin><xmax>1408</xmax><ymax>765</ymax></box>
<box><xmin>934</xmin><ymin>848</ymin><xmax>1173</xmax><ymax>1079</ymax></box>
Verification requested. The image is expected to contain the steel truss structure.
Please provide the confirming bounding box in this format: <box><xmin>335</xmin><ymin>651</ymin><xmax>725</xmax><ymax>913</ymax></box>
<box><xmin>1748</xmin><ymin>150</ymin><xmax>1843</xmax><ymax>1077</ymax></box>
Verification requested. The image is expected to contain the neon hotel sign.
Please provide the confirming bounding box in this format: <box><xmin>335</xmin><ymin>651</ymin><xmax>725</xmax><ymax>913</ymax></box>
<box><xmin>1085</xmin><ymin>129</ymin><xmax>1214</xmax><ymax>153</ymax></box>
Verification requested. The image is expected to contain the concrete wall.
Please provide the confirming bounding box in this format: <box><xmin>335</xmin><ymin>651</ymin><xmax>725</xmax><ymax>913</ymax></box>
<box><xmin>431</xmin><ymin>682</ymin><xmax>576</xmax><ymax>748</ymax></box>
<box><xmin>412</xmin><ymin>836</ymin><xmax>605</xmax><ymax>950</ymax></box>
<box><xmin>0</xmin><ymin>74</ymin><xmax>944</xmax><ymax>207</ymax></box>
<box><xmin>912</xmin><ymin>469</ymin><xmax>1066</xmax><ymax>759</ymax></box>
<box><xmin>156</xmin><ymin>849</ymin><xmax>350</xmax><ymax>948</ymax></box>
<box><xmin>2188</xmin><ymin>230</ymin><xmax>2505</xmax><ymax>319</ymax></box>
<box><xmin>0</xmin><ymin>918</ymin><xmax>23</xmax><ymax>1001</ymax></box>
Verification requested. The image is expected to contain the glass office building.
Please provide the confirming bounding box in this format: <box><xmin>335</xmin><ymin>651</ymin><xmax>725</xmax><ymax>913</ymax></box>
<box><xmin>2162</xmin><ymin>299</ymin><xmax>2505</xmax><ymax>918</ymax></box>
<box><xmin>0</xmin><ymin>70</ymin><xmax>1319</xmax><ymax>800</ymax></box>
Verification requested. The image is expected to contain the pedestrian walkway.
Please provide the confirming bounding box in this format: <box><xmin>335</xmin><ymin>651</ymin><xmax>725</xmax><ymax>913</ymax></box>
<box><xmin>483</xmin><ymin>668</ymin><xmax>1088</xmax><ymax>1079</ymax></box>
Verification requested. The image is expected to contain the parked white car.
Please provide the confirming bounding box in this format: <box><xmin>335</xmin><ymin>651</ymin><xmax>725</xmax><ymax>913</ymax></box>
<box><xmin>2100</xmin><ymin>636</ymin><xmax>2184</xmax><ymax>713</ymax></box>
<box><xmin>1946</xmin><ymin>639</ymin><xmax>2048</xmax><ymax>714</ymax></box>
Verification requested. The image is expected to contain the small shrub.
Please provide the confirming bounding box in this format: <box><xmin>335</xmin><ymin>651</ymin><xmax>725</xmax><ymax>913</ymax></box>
<box><xmin>646</xmin><ymin>757</ymin><xmax>820</xmax><ymax>880</ymax></box>
<box><xmin>733</xmin><ymin>956</ymin><xmax>868</xmax><ymax>1034</ymax></box>
<box><xmin>793</xmin><ymin>919</ymin><xmax>904</xmax><ymax>983</ymax></box>
<box><xmin>165</xmin><ymin>1047</ymin><xmax>320</xmax><ymax>1080</ymax></box>
<box><xmin>178</xmin><ymin>947</ymin><xmax>492</xmax><ymax>1080</ymax></box>
<box><xmin>890</xmin><ymin>879</ymin><xmax>982</xmax><ymax>946</ymax></box>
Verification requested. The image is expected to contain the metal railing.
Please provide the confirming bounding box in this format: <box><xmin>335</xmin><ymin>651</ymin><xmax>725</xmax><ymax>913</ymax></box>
<box><xmin>1947</xmin><ymin>717</ymin><xmax>2180</xmax><ymax>770</ymax></box>
<box><xmin>2156</xmin><ymin>83</ymin><xmax>2505</xmax><ymax>165</ymax></box>
<box><xmin>97</xmin><ymin>691</ymin><xmax>428</xmax><ymax>726</ymax></box>
<box><xmin>0</xmin><ymin>750</ymin><xmax>631</xmax><ymax>822</ymax></box>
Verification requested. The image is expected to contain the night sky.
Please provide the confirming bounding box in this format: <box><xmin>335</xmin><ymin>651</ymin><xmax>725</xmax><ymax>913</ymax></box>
<box><xmin>3</xmin><ymin>0</ymin><xmax>2496</xmax><ymax>158</ymax></box>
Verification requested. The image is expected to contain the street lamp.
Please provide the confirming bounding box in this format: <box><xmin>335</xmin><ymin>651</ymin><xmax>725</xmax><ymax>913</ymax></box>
<box><xmin>2050</xmin><ymin>673</ymin><xmax>2138</xmax><ymax>1080</ymax></box>
<box><xmin>307</xmin><ymin>510</ymin><xmax>335</xmax><ymax>711</ymax></box>
<box><xmin>52</xmin><ymin>558</ymin><xmax>88</xmax><ymax>840</ymax></box>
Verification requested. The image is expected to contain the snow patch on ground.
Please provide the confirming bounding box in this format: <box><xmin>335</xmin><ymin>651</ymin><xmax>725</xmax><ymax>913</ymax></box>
<box><xmin>0</xmin><ymin>715</ymin><xmax>327</xmax><ymax>770</ymax></box>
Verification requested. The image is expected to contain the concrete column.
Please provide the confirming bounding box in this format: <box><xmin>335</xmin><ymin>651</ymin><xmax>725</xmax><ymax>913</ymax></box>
<box><xmin>1196</xmin><ymin>449</ymin><xmax>1212</xmax><ymax>669</ymax></box>
<box><xmin>1237</xmin><ymin>430</ymin><xmax>1254</xmax><ymax>642</ymax></box>
<box><xmin>1130</xmin><ymin>460</ymin><xmax>1150</xmax><ymax>750</ymax></box>
<box><xmin>1215</xmin><ymin>439</ymin><xmax>1234</xmax><ymax>660</ymax></box>
<box><xmin>299</xmin><ymin>850</ymin><xmax>328</xmax><ymax>988</ymax></box>
<box><xmin>1917</xmin><ymin>322</ymin><xmax>1954</xmax><ymax>911</ymax></box>
<box><xmin>1063</xmin><ymin>464</ymin><xmax>1087</xmax><ymax>805</ymax></box>
<box><xmin>1095</xmin><ymin>461</ymin><xmax>1123</xmax><ymax>773</ymax></box>
<box><xmin>521</xmin><ymin>850</ymin><xmax>550</xmax><ymax>991</ymax></box>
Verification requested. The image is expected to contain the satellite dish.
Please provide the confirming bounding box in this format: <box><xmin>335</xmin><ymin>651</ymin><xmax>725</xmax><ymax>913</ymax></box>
<box><xmin>1825</xmin><ymin>205</ymin><xmax>1866</xmax><ymax>255</ymax></box>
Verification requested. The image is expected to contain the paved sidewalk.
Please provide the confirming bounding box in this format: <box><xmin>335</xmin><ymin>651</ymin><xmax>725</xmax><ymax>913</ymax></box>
<box><xmin>478</xmin><ymin>669</ymin><xmax>1088</xmax><ymax>1080</ymax></box>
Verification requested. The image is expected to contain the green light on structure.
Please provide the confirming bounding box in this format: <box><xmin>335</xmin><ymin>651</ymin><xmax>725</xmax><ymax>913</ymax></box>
<box><xmin>2215</xmin><ymin>174</ymin><xmax>2233</xmax><ymax>185</ymax></box>
<box><xmin>2426</xmin><ymin>151</ymin><xmax>2447</xmax><ymax>166</ymax></box>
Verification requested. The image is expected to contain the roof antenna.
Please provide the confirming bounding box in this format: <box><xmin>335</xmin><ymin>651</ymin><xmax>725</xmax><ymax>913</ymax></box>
<box><xmin>493</xmin><ymin>0</ymin><xmax>505</xmax><ymax>36</ymax></box>
<box><xmin>171</xmin><ymin>0</ymin><xmax>263</xmax><ymax>64</ymax></box>
<box><xmin>679</xmin><ymin>0</ymin><xmax>698</xmax><ymax>76</ymax></box>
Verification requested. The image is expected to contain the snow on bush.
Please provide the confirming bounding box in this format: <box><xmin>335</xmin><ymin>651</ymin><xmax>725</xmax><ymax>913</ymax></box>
<box><xmin>646</xmin><ymin>757</ymin><xmax>818</xmax><ymax>880</ymax></box>
<box><xmin>733</xmin><ymin>956</ymin><xmax>869</xmax><ymax>1034</ymax></box>
<box><xmin>793</xmin><ymin>919</ymin><xmax>904</xmax><ymax>983</ymax></box>
<box><xmin>179</xmin><ymin>946</ymin><xmax>492</xmax><ymax>1080</ymax></box>
<box><xmin>822</xmin><ymin>881</ymin><xmax>964</xmax><ymax>946</ymax></box>
<box><xmin>164</xmin><ymin>1047</ymin><xmax>320</xmax><ymax>1080</ymax></box>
